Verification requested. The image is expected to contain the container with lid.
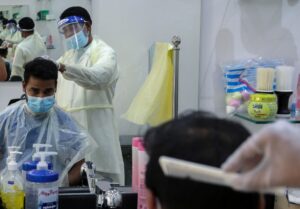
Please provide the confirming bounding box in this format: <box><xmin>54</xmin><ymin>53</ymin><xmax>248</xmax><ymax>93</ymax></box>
<box><xmin>248</xmin><ymin>93</ymin><xmax>278</xmax><ymax>120</ymax></box>
<box><xmin>25</xmin><ymin>152</ymin><xmax>58</xmax><ymax>209</ymax></box>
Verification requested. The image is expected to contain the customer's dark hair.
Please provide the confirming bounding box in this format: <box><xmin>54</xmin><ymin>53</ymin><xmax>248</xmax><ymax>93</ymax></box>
<box><xmin>144</xmin><ymin>111</ymin><xmax>260</xmax><ymax>209</ymax></box>
<box><xmin>23</xmin><ymin>57</ymin><xmax>58</xmax><ymax>84</ymax></box>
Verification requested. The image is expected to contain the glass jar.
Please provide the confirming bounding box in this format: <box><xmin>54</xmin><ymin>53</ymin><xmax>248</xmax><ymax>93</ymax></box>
<box><xmin>248</xmin><ymin>93</ymin><xmax>278</xmax><ymax>120</ymax></box>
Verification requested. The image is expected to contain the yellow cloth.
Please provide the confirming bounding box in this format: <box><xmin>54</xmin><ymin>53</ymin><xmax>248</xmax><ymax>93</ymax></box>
<box><xmin>123</xmin><ymin>42</ymin><xmax>174</xmax><ymax>126</ymax></box>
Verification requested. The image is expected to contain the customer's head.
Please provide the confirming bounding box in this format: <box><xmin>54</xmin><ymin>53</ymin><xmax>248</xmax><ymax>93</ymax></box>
<box><xmin>144</xmin><ymin>111</ymin><xmax>263</xmax><ymax>209</ymax></box>
<box><xmin>23</xmin><ymin>58</ymin><xmax>58</xmax><ymax>113</ymax></box>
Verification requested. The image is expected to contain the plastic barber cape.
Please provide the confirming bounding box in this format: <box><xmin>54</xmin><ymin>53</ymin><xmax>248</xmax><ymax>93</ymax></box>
<box><xmin>0</xmin><ymin>101</ymin><xmax>96</xmax><ymax>186</ymax></box>
<box><xmin>56</xmin><ymin>37</ymin><xmax>124</xmax><ymax>184</ymax></box>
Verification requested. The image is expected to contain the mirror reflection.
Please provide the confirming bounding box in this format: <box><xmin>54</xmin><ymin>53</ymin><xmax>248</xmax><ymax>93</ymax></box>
<box><xmin>0</xmin><ymin>5</ymin><xmax>30</xmax><ymax>81</ymax></box>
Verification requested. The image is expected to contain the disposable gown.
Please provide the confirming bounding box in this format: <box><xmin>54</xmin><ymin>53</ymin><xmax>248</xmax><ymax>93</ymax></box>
<box><xmin>4</xmin><ymin>31</ymin><xmax>23</xmax><ymax>61</ymax></box>
<box><xmin>11</xmin><ymin>32</ymin><xmax>47</xmax><ymax>79</ymax></box>
<box><xmin>56</xmin><ymin>37</ymin><xmax>124</xmax><ymax>184</ymax></box>
<box><xmin>0</xmin><ymin>29</ymin><xmax>9</xmax><ymax>41</ymax></box>
<box><xmin>0</xmin><ymin>101</ymin><xmax>96</xmax><ymax>185</ymax></box>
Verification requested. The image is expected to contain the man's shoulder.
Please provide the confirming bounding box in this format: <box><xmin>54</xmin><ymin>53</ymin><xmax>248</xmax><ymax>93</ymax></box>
<box><xmin>92</xmin><ymin>37</ymin><xmax>115</xmax><ymax>52</ymax></box>
<box><xmin>0</xmin><ymin>101</ymin><xmax>24</xmax><ymax>122</ymax></box>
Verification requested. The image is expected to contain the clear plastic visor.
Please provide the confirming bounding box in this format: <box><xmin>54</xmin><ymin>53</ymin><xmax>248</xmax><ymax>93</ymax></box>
<box><xmin>59</xmin><ymin>22</ymin><xmax>85</xmax><ymax>38</ymax></box>
<box><xmin>59</xmin><ymin>23</ymin><xmax>89</xmax><ymax>51</ymax></box>
<box><xmin>6</xmin><ymin>23</ymin><xmax>16</xmax><ymax>30</ymax></box>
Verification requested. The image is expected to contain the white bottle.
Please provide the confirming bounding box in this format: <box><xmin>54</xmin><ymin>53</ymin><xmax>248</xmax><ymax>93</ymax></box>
<box><xmin>0</xmin><ymin>151</ymin><xmax>24</xmax><ymax>209</ymax></box>
<box><xmin>25</xmin><ymin>152</ymin><xmax>59</xmax><ymax>209</ymax></box>
<box><xmin>0</xmin><ymin>146</ymin><xmax>21</xmax><ymax>188</ymax></box>
<box><xmin>22</xmin><ymin>144</ymin><xmax>53</xmax><ymax>182</ymax></box>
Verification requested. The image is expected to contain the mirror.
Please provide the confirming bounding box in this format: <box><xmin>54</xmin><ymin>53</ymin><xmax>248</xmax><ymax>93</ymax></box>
<box><xmin>0</xmin><ymin>5</ymin><xmax>29</xmax><ymax>21</ymax></box>
<box><xmin>0</xmin><ymin>5</ymin><xmax>30</xmax><ymax>82</ymax></box>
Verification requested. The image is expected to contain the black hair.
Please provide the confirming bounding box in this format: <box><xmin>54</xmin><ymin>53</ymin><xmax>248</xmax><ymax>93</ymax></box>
<box><xmin>23</xmin><ymin>57</ymin><xmax>58</xmax><ymax>84</ymax></box>
<box><xmin>60</xmin><ymin>6</ymin><xmax>92</xmax><ymax>24</ymax></box>
<box><xmin>7</xmin><ymin>19</ymin><xmax>17</xmax><ymax>25</ymax></box>
<box><xmin>18</xmin><ymin>17</ymin><xmax>35</xmax><ymax>30</ymax></box>
<box><xmin>2</xmin><ymin>18</ymin><xmax>8</xmax><ymax>26</ymax></box>
<box><xmin>144</xmin><ymin>111</ymin><xmax>260</xmax><ymax>209</ymax></box>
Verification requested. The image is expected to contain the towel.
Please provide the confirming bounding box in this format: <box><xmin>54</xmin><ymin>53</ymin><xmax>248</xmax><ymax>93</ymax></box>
<box><xmin>123</xmin><ymin>42</ymin><xmax>174</xmax><ymax>126</ymax></box>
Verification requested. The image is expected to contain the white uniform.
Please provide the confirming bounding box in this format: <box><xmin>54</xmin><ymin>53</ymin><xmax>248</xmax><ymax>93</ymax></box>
<box><xmin>11</xmin><ymin>32</ymin><xmax>47</xmax><ymax>79</ymax></box>
<box><xmin>4</xmin><ymin>31</ymin><xmax>23</xmax><ymax>61</ymax></box>
<box><xmin>56</xmin><ymin>37</ymin><xmax>124</xmax><ymax>184</ymax></box>
<box><xmin>0</xmin><ymin>28</ymin><xmax>9</xmax><ymax>40</ymax></box>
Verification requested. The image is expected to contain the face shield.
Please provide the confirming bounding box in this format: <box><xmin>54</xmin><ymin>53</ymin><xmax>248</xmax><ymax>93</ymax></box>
<box><xmin>6</xmin><ymin>23</ymin><xmax>17</xmax><ymax>34</ymax></box>
<box><xmin>57</xmin><ymin>16</ymin><xmax>89</xmax><ymax>51</ymax></box>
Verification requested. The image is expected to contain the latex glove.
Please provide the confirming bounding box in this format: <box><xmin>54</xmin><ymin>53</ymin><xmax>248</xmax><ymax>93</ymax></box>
<box><xmin>222</xmin><ymin>120</ymin><xmax>300</xmax><ymax>191</ymax></box>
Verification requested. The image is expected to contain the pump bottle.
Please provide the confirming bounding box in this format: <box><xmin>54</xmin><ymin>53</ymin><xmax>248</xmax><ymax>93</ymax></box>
<box><xmin>0</xmin><ymin>151</ymin><xmax>24</xmax><ymax>209</ymax></box>
<box><xmin>22</xmin><ymin>144</ymin><xmax>53</xmax><ymax>182</ymax></box>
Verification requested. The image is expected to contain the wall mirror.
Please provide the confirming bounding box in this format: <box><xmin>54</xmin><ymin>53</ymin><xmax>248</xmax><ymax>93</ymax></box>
<box><xmin>0</xmin><ymin>5</ymin><xmax>30</xmax><ymax>83</ymax></box>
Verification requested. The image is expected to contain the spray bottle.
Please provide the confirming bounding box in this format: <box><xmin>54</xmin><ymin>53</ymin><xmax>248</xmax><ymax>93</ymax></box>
<box><xmin>22</xmin><ymin>144</ymin><xmax>53</xmax><ymax>182</ymax></box>
<box><xmin>25</xmin><ymin>152</ymin><xmax>59</xmax><ymax>209</ymax></box>
<box><xmin>0</xmin><ymin>151</ymin><xmax>24</xmax><ymax>209</ymax></box>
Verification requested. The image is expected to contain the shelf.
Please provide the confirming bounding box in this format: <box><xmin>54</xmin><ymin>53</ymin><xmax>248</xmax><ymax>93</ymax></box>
<box><xmin>234</xmin><ymin>112</ymin><xmax>300</xmax><ymax>124</ymax></box>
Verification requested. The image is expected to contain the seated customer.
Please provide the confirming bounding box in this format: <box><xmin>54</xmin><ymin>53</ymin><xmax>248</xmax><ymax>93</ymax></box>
<box><xmin>0</xmin><ymin>57</ymin><xmax>96</xmax><ymax>186</ymax></box>
<box><xmin>144</xmin><ymin>111</ymin><xmax>266</xmax><ymax>209</ymax></box>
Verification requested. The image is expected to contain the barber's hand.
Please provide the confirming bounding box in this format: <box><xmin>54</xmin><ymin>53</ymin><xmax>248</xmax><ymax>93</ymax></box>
<box><xmin>1</xmin><ymin>41</ymin><xmax>9</xmax><ymax>48</ymax></box>
<box><xmin>40</xmin><ymin>55</ymin><xmax>65</xmax><ymax>73</ymax></box>
<box><xmin>58</xmin><ymin>63</ymin><xmax>66</xmax><ymax>73</ymax></box>
<box><xmin>222</xmin><ymin>120</ymin><xmax>300</xmax><ymax>191</ymax></box>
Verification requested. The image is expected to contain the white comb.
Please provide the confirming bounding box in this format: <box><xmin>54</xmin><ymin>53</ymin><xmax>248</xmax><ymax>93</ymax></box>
<box><xmin>159</xmin><ymin>156</ymin><xmax>286</xmax><ymax>196</ymax></box>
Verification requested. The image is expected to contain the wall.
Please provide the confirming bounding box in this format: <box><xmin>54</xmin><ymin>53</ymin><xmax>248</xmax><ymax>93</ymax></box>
<box><xmin>199</xmin><ymin>0</ymin><xmax>300</xmax><ymax>115</ymax></box>
<box><xmin>91</xmin><ymin>0</ymin><xmax>201</xmax><ymax>135</ymax></box>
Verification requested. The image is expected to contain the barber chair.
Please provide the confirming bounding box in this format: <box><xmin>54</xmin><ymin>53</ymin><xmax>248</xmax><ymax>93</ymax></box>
<box><xmin>7</xmin><ymin>94</ymin><xmax>26</xmax><ymax>106</ymax></box>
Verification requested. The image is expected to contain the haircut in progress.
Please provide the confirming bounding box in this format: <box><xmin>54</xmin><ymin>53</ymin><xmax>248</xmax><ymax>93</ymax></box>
<box><xmin>23</xmin><ymin>57</ymin><xmax>58</xmax><ymax>84</ymax></box>
<box><xmin>144</xmin><ymin>111</ymin><xmax>263</xmax><ymax>209</ymax></box>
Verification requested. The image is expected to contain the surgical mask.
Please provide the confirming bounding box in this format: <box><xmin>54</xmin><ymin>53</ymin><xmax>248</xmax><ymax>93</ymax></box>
<box><xmin>65</xmin><ymin>30</ymin><xmax>88</xmax><ymax>50</ymax></box>
<box><xmin>27</xmin><ymin>95</ymin><xmax>55</xmax><ymax>113</ymax></box>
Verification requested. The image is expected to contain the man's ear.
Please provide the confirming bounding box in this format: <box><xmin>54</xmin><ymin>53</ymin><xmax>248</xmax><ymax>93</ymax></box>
<box><xmin>146</xmin><ymin>189</ymin><xmax>158</xmax><ymax>209</ymax></box>
<box><xmin>85</xmin><ymin>22</ymin><xmax>92</xmax><ymax>33</ymax></box>
<box><xmin>22</xmin><ymin>82</ymin><xmax>26</xmax><ymax>93</ymax></box>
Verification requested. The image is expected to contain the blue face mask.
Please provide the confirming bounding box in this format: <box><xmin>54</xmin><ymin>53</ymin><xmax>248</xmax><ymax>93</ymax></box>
<box><xmin>66</xmin><ymin>30</ymin><xmax>89</xmax><ymax>50</ymax></box>
<box><xmin>27</xmin><ymin>95</ymin><xmax>55</xmax><ymax>113</ymax></box>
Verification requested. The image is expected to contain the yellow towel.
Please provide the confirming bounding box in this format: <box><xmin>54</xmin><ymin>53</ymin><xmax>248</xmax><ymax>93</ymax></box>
<box><xmin>123</xmin><ymin>42</ymin><xmax>174</xmax><ymax>126</ymax></box>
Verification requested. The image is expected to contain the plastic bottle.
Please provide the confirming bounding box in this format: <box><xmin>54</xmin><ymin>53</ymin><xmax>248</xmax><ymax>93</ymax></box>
<box><xmin>25</xmin><ymin>152</ymin><xmax>59</xmax><ymax>209</ymax></box>
<box><xmin>137</xmin><ymin>141</ymin><xmax>149</xmax><ymax>209</ymax></box>
<box><xmin>0</xmin><ymin>146</ymin><xmax>21</xmax><ymax>204</ymax></box>
<box><xmin>0</xmin><ymin>151</ymin><xmax>24</xmax><ymax>209</ymax></box>
<box><xmin>132</xmin><ymin>137</ymin><xmax>142</xmax><ymax>192</ymax></box>
<box><xmin>22</xmin><ymin>144</ymin><xmax>53</xmax><ymax>182</ymax></box>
